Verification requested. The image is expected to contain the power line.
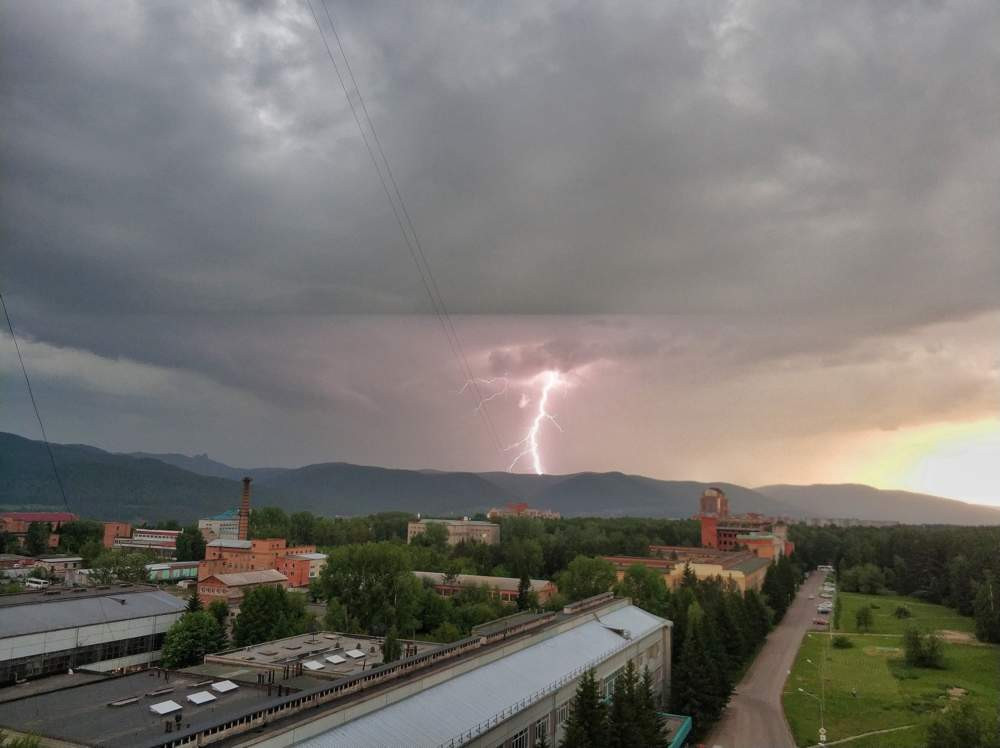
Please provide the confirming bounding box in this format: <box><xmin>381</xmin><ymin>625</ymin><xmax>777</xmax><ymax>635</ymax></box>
<box><xmin>0</xmin><ymin>291</ymin><xmax>72</xmax><ymax>513</ymax></box>
<box><xmin>306</xmin><ymin>0</ymin><xmax>505</xmax><ymax>455</ymax></box>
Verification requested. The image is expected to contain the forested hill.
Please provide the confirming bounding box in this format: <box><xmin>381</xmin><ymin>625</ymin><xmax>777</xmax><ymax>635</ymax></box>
<box><xmin>3</xmin><ymin>431</ymin><xmax>999</xmax><ymax>525</ymax></box>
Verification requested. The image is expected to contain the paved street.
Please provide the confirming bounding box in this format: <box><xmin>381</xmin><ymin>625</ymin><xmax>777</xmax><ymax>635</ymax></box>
<box><xmin>705</xmin><ymin>570</ymin><xmax>826</xmax><ymax>748</ymax></box>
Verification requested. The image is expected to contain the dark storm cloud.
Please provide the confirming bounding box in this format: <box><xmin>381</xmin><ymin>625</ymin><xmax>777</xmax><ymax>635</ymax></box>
<box><xmin>1</xmin><ymin>1</ymin><xmax>999</xmax><ymax>481</ymax></box>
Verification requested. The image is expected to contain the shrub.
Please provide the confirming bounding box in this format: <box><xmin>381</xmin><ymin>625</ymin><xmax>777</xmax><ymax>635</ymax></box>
<box><xmin>903</xmin><ymin>627</ymin><xmax>945</xmax><ymax>669</ymax></box>
<box><xmin>832</xmin><ymin>635</ymin><xmax>853</xmax><ymax>649</ymax></box>
<box><xmin>893</xmin><ymin>605</ymin><xmax>913</xmax><ymax>619</ymax></box>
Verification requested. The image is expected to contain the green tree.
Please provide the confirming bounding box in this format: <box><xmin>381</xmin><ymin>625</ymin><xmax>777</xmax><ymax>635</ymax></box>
<box><xmin>207</xmin><ymin>600</ymin><xmax>229</xmax><ymax>628</ymax></box>
<box><xmin>89</xmin><ymin>549</ymin><xmax>155</xmax><ymax>583</ymax></box>
<box><xmin>559</xmin><ymin>669</ymin><xmax>608</xmax><ymax>748</ymax></box>
<box><xmin>973</xmin><ymin>572</ymin><xmax>1000</xmax><ymax>643</ymax></box>
<box><xmin>557</xmin><ymin>556</ymin><xmax>616</xmax><ymax>602</ymax></box>
<box><xmin>232</xmin><ymin>586</ymin><xmax>310</xmax><ymax>646</ymax></box>
<box><xmin>903</xmin><ymin>627</ymin><xmax>944</xmax><ymax>669</ymax></box>
<box><xmin>615</xmin><ymin>564</ymin><xmax>670</xmax><ymax>617</ymax></box>
<box><xmin>382</xmin><ymin>626</ymin><xmax>402</xmax><ymax>663</ymax></box>
<box><xmin>636</xmin><ymin>667</ymin><xmax>665</xmax><ymax>746</ymax></box>
<box><xmin>516</xmin><ymin>573</ymin><xmax>532</xmax><ymax>611</ymax></box>
<box><xmin>175</xmin><ymin>525</ymin><xmax>206</xmax><ymax>561</ymax></box>
<box><xmin>607</xmin><ymin>660</ymin><xmax>640</xmax><ymax>748</ymax></box>
<box><xmin>670</xmin><ymin>603</ymin><xmax>727</xmax><ymax>737</ymax></box>
<box><xmin>57</xmin><ymin>520</ymin><xmax>103</xmax><ymax>553</ymax></box>
<box><xmin>926</xmin><ymin>700</ymin><xmax>1000</xmax><ymax>748</ymax></box>
<box><xmin>161</xmin><ymin>611</ymin><xmax>225</xmax><ymax>668</ymax></box>
<box><xmin>855</xmin><ymin>605</ymin><xmax>874</xmax><ymax>632</ymax></box>
<box><xmin>185</xmin><ymin>588</ymin><xmax>203</xmax><ymax>613</ymax></box>
<box><xmin>413</xmin><ymin>522</ymin><xmax>449</xmax><ymax>550</ymax></box>
<box><xmin>24</xmin><ymin>522</ymin><xmax>49</xmax><ymax>556</ymax></box>
<box><xmin>319</xmin><ymin>543</ymin><xmax>422</xmax><ymax>635</ymax></box>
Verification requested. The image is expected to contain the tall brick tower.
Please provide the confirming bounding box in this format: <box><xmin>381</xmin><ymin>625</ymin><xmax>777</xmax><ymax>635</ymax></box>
<box><xmin>238</xmin><ymin>476</ymin><xmax>252</xmax><ymax>541</ymax></box>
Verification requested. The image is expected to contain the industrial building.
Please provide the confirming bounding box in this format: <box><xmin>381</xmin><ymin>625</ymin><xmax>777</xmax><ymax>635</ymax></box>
<box><xmin>0</xmin><ymin>511</ymin><xmax>77</xmax><ymax>549</ymax></box>
<box><xmin>113</xmin><ymin>528</ymin><xmax>181</xmax><ymax>557</ymax></box>
<box><xmin>145</xmin><ymin>561</ymin><xmax>200</xmax><ymax>583</ymax></box>
<box><xmin>487</xmin><ymin>502</ymin><xmax>561</xmax><ymax>520</ymax></box>
<box><xmin>196</xmin><ymin>569</ymin><xmax>288</xmax><ymax>606</ymax></box>
<box><xmin>0</xmin><ymin>594</ymin><xmax>672</xmax><ymax>748</ymax></box>
<box><xmin>197</xmin><ymin>507</ymin><xmax>240</xmax><ymax>542</ymax></box>
<box><xmin>697</xmin><ymin>487</ymin><xmax>795</xmax><ymax>558</ymax></box>
<box><xmin>414</xmin><ymin>570</ymin><xmax>559</xmax><ymax>604</ymax></box>
<box><xmin>0</xmin><ymin>585</ymin><xmax>186</xmax><ymax>686</ymax></box>
<box><xmin>407</xmin><ymin>517</ymin><xmax>501</xmax><ymax>546</ymax></box>
<box><xmin>606</xmin><ymin>546</ymin><xmax>771</xmax><ymax>592</ymax></box>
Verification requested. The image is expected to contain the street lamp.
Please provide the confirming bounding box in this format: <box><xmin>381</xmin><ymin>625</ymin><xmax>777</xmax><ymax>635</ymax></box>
<box><xmin>797</xmin><ymin>687</ymin><xmax>826</xmax><ymax>744</ymax></box>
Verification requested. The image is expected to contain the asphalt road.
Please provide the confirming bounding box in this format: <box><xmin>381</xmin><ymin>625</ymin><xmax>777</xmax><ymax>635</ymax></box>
<box><xmin>704</xmin><ymin>570</ymin><xmax>826</xmax><ymax>748</ymax></box>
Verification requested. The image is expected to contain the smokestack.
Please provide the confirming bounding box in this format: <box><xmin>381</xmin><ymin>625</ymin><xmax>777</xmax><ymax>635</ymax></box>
<box><xmin>239</xmin><ymin>476</ymin><xmax>252</xmax><ymax>540</ymax></box>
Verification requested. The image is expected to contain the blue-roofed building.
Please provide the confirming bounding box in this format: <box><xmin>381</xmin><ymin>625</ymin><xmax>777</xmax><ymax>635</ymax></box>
<box><xmin>198</xmin><ymin>507</ymin><xmax>240</xmax><ymax>542</ymax></box>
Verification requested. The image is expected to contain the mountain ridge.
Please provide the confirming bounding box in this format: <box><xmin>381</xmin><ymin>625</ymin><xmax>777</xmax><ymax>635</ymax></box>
<box><xmin>2</xmin><ymin>432</ymin><xmax>998</xmax><ymax>525</ymax></box>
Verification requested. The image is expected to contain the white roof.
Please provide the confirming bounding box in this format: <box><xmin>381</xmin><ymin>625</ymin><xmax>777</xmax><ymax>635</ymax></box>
<box><xmin>325</xmin><ymin>655</ymin><xmax>346</xmax><ymax>665</ymax></box>
<box><xmin>345</xmin><ymin>649</ymin><xmax>366</xmax><ymax>659</ymax></box>
<box><xmin>186</xmin><ymin>691</ymin><xmax>216</xmax><ymax>705</ymax></box>
<box><xmin>149</xmin><ymin>700</ymin><xmax>183</xmax><ymax>715</ymax></box>
<box><xmin>297</xmin><ymin>605</ymin><xmax>665</xmax><ymax>748</ymax></box>
<box><xmin>303</xmin><ymin>660</ymin><xmax>325</xmax><ymax>670</ymax></box>
<box><xmin>211</xmin><ymin>680</ymin><xmax>239</xmax><ymax>693</ymax></box>
<box><xmin>207</xmin><ymin>539</ymin><xmax>252</xmax><ymax>548</ymax></box>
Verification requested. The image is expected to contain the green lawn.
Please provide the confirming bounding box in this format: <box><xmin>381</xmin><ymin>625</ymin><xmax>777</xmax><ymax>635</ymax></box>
<box><xmin>836</xmin><ymin>592</ymin><xmax>975</xmax><ymax>636</ymax></box>
<box><xmin>783</xmin><ymin>595</ymin><xmax>1000</xmax><ymax>747</ymax></box>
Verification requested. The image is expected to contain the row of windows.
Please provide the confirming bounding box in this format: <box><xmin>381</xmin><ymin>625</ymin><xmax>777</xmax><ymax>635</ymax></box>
<box><xmin>0</xmin><ymin>632</ymin><xmax>167</xmax><ymax>685</ymax></box>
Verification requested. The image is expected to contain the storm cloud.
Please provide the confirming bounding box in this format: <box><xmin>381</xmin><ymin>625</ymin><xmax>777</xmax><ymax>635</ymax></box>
<box><xmin>1</xmin><ymin>1</ymin><xmax>998</xmax><ymax>497</ymax></box>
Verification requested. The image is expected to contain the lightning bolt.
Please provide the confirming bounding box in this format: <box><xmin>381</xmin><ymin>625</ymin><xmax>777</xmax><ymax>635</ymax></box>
<box><xmin>458</xmin><ymin>376</ymin><xmax>509</xmax><ymax>412</ymax></box>
<box><xmin>507</xmin><ymin>370</ymin><xmax>563</xmax><ymax>475</ymax></box>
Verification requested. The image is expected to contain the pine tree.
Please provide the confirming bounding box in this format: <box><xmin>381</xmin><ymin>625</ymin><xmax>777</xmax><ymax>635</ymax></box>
<box><xmin>636</xmin><ymin>667</ymin><xmax>665</xmax><ymax>747</ymax></box>
<box><xmin>186</xmin><ymin>588</ymin><xmax>203</xmax><ymax>613</ymax></box>
<box><xmin>517</xmin><ymin>572</ymin><xmax>531</xmax><ymax>611</ymax></box>
<box><xmin>559</xmin><ymin>669</ymin><xmax>608</xmax><ymax>748</ymax></box>
<box><xmin>382</xmin><ymin>626</ymin><xmax>402</xmax><ymax>663</ymax></box>
<box><xmin>608</xmin><ymin>660</ymin><xmax>640</xmax><ymax>748</ymax></box>
<box><xmin>670</xmin><ymin>604</ymin><xmax>725</xmax><ymax>738</ymax></box>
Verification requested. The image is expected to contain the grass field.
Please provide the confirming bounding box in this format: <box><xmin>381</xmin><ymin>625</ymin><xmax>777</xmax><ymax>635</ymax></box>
<box><xmin>784</xmin><ymin>594</ymin><xmax>999</xmax><ymax>747</ymax></box>
<box><xmin>836</xmin><ymin>592</ymin><xmax>975</xmax><ymax>636</ymax></box>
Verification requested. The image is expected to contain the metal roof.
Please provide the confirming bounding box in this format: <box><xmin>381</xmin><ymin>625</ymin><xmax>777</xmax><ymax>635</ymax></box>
<box><xmin>204</xmin><ymin>569</ymin><xmax>287</xmax><ymax>586</ymax></box>
<box><xmin>0</xmin><ymin>589</ymin><xmax>186</xmax><ymax>638</ymax></box>
<box><xmin>414</xmin><ymin>571</ymin><xmax>553</xmax><ymax>593</ymax></box>
<box><xmin>297</xmin><ymin>605</ymin><xmax>666</xmax><ymax>748</ymax></box>
<box><xmin>207</xmin><ymin>538</ymin><xmax>252</xmax><ymax>548</ymax></box>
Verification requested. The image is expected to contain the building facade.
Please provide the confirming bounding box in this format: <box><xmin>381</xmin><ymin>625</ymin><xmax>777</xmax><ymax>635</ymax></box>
<box><xmin>113</xmin><ymin>527</ymin><xmax>180</xmax><ymax>557</ymax></box>
<box><xmin>197</xmin><ymin>508</ymin><xmax>240</xmax><ymax>542</ymax></box>
<box><xmin>487</xmin><ymin>502</ymin><xmax>562</xmax><ymax>520</ymax></box>
<box><xmin>414</xmin><ymin>570</ymin><xmax>559</xmax><ymax>604</ymax></box>
<box><xmin>197</xmin><ymin>569</ymin><xmax>289</xmax><ymax>606</ymax></box>
<box><xmin>101</xmin><ymin>521</ymin><xmax>132</xmax><ymax>549</ymax></box>
<box><xmin>697</xmin><ymin>487</ymin><xmax>795</xmax><ymax>557</ymax></box>
<box><xmin>407</xmin><ymin>518</ymin><xmax>501</xmax><ymax>546</ymax></box>
<box><xmin>0</xmin><ymin>585</ymin><xmax>185</xmax><ymax>685</ymax></box>
<box><xmin>146</xmin><ymin>560</ymin><xmax>200</xmax><ymax>583</ymax></box>
<box><xmin>198</xmin><ymin>538</ymin><xmax>318</xmax><ymax>580</ymax></box>
<box><xmin>608</xmin><ymin>546</ymin><xmax>771</xmax><ymax>593</ymax></box>
<box><xmin>276</xmin><ymin>552</ymin><xmax>328</xmax><ymax>587</ymax></box>
<box><xmin>0</xmin><ymin>511</ymin><xmax>77</xmax><ymax>549</ymax></box>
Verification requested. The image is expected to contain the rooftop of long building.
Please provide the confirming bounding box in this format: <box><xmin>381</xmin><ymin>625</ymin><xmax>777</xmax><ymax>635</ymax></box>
<box><xmin>0</xmin><ymin>669</ymin><xmax>288</xmax><ymax>748</ymax></box>
<box><xmin>0</xmin><ymin>585</ymin><xmax>185</xmax><ymax>637</ymax></box>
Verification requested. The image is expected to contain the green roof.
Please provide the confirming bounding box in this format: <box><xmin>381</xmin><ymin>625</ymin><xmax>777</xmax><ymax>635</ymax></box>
<box><xmin>730</xmin><ymin>557</ymin><xmax>771</xmax><ymax>574</ymax></box>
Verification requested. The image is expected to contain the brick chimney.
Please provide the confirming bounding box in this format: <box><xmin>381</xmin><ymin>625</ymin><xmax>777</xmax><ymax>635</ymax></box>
<box><xmin>239</xmin><ymin>476</ymin><xmax>252</xmax><ymax>540</ymax></box>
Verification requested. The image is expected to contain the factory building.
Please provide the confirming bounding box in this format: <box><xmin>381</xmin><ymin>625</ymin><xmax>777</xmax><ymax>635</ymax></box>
<box><xmin>0</xmin><ymin>511</ymin><xmax>77</xmax><ymax>549</ymax></box>
<box><xmin>0</xmin><ymin>594</ymin><xmax>673</xmax><ymax>748</ymax></box>
<box><xmin>0</xmin><ymin>585</ymin><xmax>185</xmax><ymax>686</ymax></box>
<box><xmin>197</xmin><ymin>569</ymin><xmax>288</xmax><ymax>606</ymax></box>
<box><xmin>197</xmin><ymin>507</ymin><xmax>240</xmax><ymax>542</ymax></box>
<box><xmin>697</xmin><ymin>487</ymin><xmax>795</xmax><ymax>558</ymax></box>
<box><xmin>606</xmin><ymin>546</ymin><xmax>772</xmax><ymax>593</ymax></box>
<box><xmin>487</xmin><ymin>502</ymin><xmax>561</xmax><ymax>520</ymax></box>
<box><xmin>407</xmin><ymin>517</ymin><xmax>501</xmax><ymax>546</ymax></box>
<box><xmin>414</xmin><ymin>570</ymin><xmax>559</xmax><ymax>604</ymax></box>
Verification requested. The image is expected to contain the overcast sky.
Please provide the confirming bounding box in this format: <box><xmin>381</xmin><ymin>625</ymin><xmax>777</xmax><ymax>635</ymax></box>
<box><xmin>2</xmin><ymin>1</ymin><xmax>998</xmax><ymax>504</ymax></box>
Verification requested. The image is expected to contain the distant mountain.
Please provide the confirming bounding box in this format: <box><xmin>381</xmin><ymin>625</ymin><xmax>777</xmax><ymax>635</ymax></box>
<box><xmin>127</xmin><ymin>451</ymin><xmax>289</xmax><ymax>483</ymax></box>
<box><xmin>3</xmin><ymin>432</ymin><xmax>998</xmax><ymax>526</ymax></box>
<box><xmin>1</xmin><ymin>432</ymin><xmax>237</xmax><ymax>522</ymax></box>
<box><xmin>756</xmin><ymin>483</ymin><xmax>1000</xmax><ymax>525</ymax></box>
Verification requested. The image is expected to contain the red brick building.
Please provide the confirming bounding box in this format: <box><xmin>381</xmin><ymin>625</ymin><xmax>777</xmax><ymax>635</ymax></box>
<box><xmin>199</xmin><ymin>538</ymin><xmax>320</xmax><ymax>585</ymax></box>
<box><xmin>697</xmin><ymin>488</ymin><xmax>794</xmax><ymax>557</ymax></box>
<box><xmin>0</xmin><ymin>511</ymin><xmax>77</xmax><ymax>549</ymax></box>
<box><xmin>197</xmin><ymin>569</ymin><xmax>288</xmax><ymax>606</ymax></box>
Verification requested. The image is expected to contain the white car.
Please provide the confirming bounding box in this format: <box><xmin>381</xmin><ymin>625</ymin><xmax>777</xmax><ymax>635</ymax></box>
<box><xmin>808</xmin><ymin>595</ymin><xmax>816</xmax><ymax>600</ymax></box>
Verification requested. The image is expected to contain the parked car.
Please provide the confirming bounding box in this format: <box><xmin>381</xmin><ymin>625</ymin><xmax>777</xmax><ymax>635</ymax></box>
<box><xmin>808</xmin><ymin>594</ymin><xmax>816</xmax><ymax>599</ymax></box>
<box><xmin>813</xmin><ymin>617</ymin><xmax>829</xmax><ymax>625</ymax></box>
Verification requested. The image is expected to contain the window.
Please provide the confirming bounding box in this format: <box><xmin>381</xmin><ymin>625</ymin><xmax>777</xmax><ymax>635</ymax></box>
<box><xmin>511</xmin><ymin>727</ymin><xmax>529</xmax><ymax>748</ymax></box>
<box><xmin>534</xmin><ymin>716</ymin><xmax>549</xmax><ymax>738</ymax></box>
<box><xmin>556</xmin><ymin>701</ymin><xmax>571</xmax><ymax>725</ymax></box>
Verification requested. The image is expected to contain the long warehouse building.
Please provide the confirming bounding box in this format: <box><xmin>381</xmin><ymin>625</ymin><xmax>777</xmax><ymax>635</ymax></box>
<box><xmin>0</xmin><ymin>585</ymin><xmax>186</xmax><ymax>685</ymax></box>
